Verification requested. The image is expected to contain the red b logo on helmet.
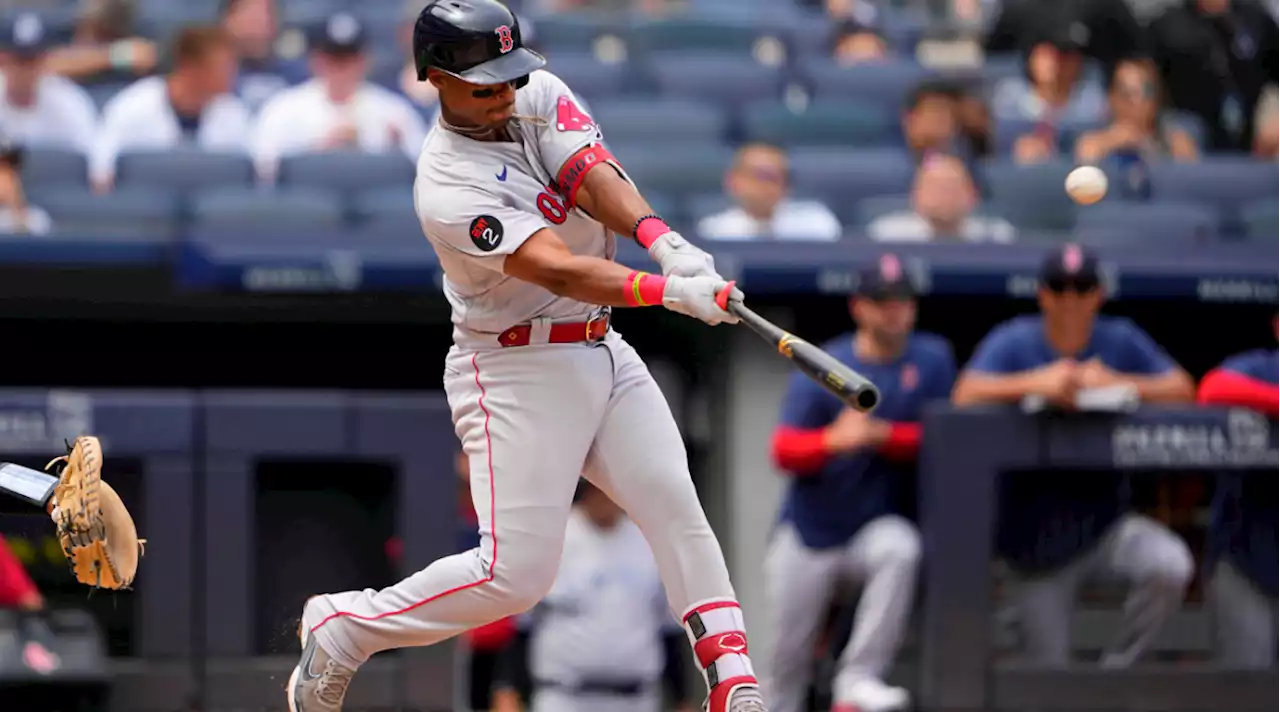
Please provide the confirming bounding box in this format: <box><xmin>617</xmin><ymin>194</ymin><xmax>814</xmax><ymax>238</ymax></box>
<box><xmin>495</xmin><ymin>25</ymin><xmax>514</xmax><ymax>53</ymax></box>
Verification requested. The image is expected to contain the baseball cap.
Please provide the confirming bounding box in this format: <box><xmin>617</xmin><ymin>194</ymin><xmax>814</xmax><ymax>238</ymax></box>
<box><xmin>310</xmin><ymin>11</ymin><xmax>366</xmax><ymax>55</ymax></box>
<box><xmin>2</xmin><ymin>12</ymin><xmax>54</xmax><ymax>58</ymax></box>
<box><xmin>855</xmin><ymin>253</ymin><xmax>918</xmax><ymax>300</ymax></box>
<box><xmin>1038</xmin><ymin>243</ymin><xmax>1101</xmax><ymax>288</ymax></box>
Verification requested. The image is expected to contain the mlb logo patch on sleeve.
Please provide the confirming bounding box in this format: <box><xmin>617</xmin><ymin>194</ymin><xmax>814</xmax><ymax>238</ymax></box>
<box><xmin>556</xmin><ymin>95</ymin><xmax>595</xmax><ymax>132</ymax></box>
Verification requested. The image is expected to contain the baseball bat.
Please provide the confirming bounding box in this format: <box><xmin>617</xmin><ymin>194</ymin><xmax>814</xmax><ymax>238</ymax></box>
<box><xmin>726</xmin><ymin>299</ymin><xmax>881</xmax><ymax>413</ymax></box>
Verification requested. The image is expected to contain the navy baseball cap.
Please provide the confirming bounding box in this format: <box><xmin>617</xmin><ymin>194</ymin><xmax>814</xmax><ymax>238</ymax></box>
<box><xmin>2</xmin><ymin>13</ymin><xmax>54</xmax><ymax>58</ymax></box>
<box><xmin>1038</xmin><ymin>243</ymin><xmax>1102</xmax><ymax>288</ymax></box>
<box><xmin>856</xmin><ymin>253</ymin><xmax>917</xmax><ymax>300</ymax></box>
<box><xmin>310</xmin><ymin>12</ymin><xmax>367</xmax><ymax>55</ymax></box>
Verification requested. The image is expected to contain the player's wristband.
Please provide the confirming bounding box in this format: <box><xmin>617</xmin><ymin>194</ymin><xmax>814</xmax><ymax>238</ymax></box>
<box><xmin>633</xmin><ymin>215</ymin><xmax>670</xmax><ymax>250</ymax></box>
<box><xmin>623</xmin><ymin>271</ymin><xmax>666</xmax><ymax>307</ymax></box>
<box><xmin>108</xmin><ymin>41</ymin><xmax>134</xmax><ymax>70</ymax></box>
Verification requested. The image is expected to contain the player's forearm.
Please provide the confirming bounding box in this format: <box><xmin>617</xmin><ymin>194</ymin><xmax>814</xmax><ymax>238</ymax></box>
<box><xmin>512</xmin><ymin>252</ymin><xmax>666</xmax><ymax>308</ymax></box>
<box><xmin>951</xmin><ymin>373</ymin><xmax>1039</xmax><ymax>406</ymax></box>
<box><xmin>1121</xmin><ymin>371</ymin><xmax>1196</xmax><ymax>403</ymax></box>
<box><xmin>1198</xmin><ymin>369</ymin><xmax>1280</xmax><ymax>416</ymax></box>
<box><xmin>574</xmin><ymin>155</ymin><xmax>656</xmax><ymax>240</ymax></box>
<box><xmin>45</xmin><ymin>47</ymin><xmax>113</xmax><ymax>79</ymax></box>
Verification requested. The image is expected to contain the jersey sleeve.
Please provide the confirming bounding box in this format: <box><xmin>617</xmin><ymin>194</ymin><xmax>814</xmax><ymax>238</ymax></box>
<box><xmin>1116</xmin><ymin>319</ymin><xmax>1177</xmax><ymax>375</ymax></box>
<box><xmin>525</xmin><ymin>72</ymin><xmax>620</xmax><ymax>208</ymax></box>
<box><xmin>1220</xmin><ymin>350</ymin><xmax>1278</xmax><ymax>383</ymax></box>
<box><xmin>778</xmin><ymin>370</ymin><xmax>838</xmax><ymax>429</ymax></box>
<box><xmin>965</xmin><ymin>324</ymin><xmax>1020</xmax><ymax>374</ymax></box>
<box><xmin>414</xmin><ymin>182</ymin><xmax>548</xmax><ymax>269</ymax></box>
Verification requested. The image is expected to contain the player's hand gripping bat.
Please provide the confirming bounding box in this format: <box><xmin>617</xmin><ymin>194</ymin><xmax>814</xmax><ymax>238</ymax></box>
<box><xmin>719</xmin><ymin>290</ymin><xmax>881</xmax><ymax>413</ymax></box>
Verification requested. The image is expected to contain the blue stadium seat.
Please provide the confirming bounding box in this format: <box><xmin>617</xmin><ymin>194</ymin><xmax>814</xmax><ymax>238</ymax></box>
<box><xmin>1073</xmin><ymin>201</ymin><xmax>1218</xmax><ymax>244</ymax></box>
<box><xmin>798</xmin><ymin>59</ymin><xmax>932</xmax><ymax>109</ymax></box>
<box><xmin>21</xmin><ymin>148</ymin><xmax>88</xmax><ymax>188</ymax></box>
<box><xmin>33</xmin><ymin>186</ymin><xmax>181</xmax><ymax>240</ymax></box>
<box><xmin>593</xmin><ymin>98</ymin><xmax>727</xmax><ymax>146</ymax></box>
<box><xmin>609</xmin><ymin>143</ymin><xmax>735</xmax><ymax>197</ymax></box>
<box><xmin>980</xmin><ymin>159</ymin><xmax>1078</xmax><ymax>231</ymax></box>
<box><xmin>190</xmin><ymin>186</ymin><xmax>346</xmax><ymax>232</ymax></box>
<box><xmin>742</xmin><ymin>100</ymin><xmax>895</xmax><ymax>148</ymax></box>
<box><xmin>540</xmin><ymin>53</ymin><xmax>627</xmax><ymax>101</ymax></box>
<box><xmin>646</xmin><ymin>53</ymin><xmax>785</xmax><ymax>107</ymax></box>
<box><xmin>350</xmin><ymin>186</ymin><xmax>415</xmax><ymax>224</ymax></box>
<box><xmin>276</xmin><ymin>151</ymin><xmax>416</xmax><ymax>193</ymax></box>
<box><xmin>1239</xmin><ymin>200</ymin><xmax>1279</xmax><ymax>242</ymax></box>
<box><xmin>854</xmin><ymin>195</ymin><xmax>912</xmax><ymax>226</ymax></box>
<box><xmin>993</xmin><ymin>117</ymin><xmax>1106</xmax><ymax>154</ymax></box>
<box><xmin>1148</xmin><ymin>158</ymin><xmax>1279</xmax><ymax>214</ymax></box>
<box><xmin>524</xmin><ymin>12</ymin><xmax>619</xmax><ymax>54</ymax></box>
<box><xmin>626</xmin><ymin>16</ymin><xmax>783</xmax><ymax>57</ymax></box>
<box><xmin>115</xmin><ymin>149</ymin><xmax>256</xmax><ymax>191</ymax></box>
<box><xmin>787</xmin><ymin>147</ymin><xmax>915</xmax><ymax>209</ymax></box>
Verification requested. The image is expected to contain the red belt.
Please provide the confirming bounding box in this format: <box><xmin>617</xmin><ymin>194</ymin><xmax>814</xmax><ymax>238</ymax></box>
<box><xmin>498</xmin><ymin>313</ymin><xmax>610</xmax><ymax>347</ymax></box>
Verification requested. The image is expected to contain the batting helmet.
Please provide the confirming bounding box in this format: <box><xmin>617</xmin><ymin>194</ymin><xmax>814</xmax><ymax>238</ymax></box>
<box><xmin>413</xmin><ymin>0</ymin><xmax>545</xmax><ymax>88</ymax></box>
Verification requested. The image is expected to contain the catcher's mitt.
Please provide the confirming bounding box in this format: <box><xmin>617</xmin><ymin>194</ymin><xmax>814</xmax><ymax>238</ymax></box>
<box><xmin>46</xmin><ymin>436</ymin><xmax>144</xmax><ymax>590</ymax></box>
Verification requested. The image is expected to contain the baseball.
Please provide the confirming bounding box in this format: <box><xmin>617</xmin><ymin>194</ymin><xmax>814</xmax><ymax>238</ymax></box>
<box><xmin>1065</xmin><ymin>165</ymin><xmax>1108</xmax><ymax>205</ymax></box>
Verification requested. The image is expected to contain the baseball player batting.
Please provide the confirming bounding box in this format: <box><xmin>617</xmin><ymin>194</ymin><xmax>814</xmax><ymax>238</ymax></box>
<box><xmin>287</xmin><ymin>2</ymin><xmax>764</xmax><ymax>711</ymax></box>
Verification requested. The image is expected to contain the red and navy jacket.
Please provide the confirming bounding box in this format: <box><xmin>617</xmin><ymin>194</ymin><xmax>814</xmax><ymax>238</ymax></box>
<box><xmin>770</xmin><ymin>331</ymin><xmax>956</xmax><ymax>550</ymax></box>
<box><xmin>1200</xmin><ymin>348</ymin><xmax>1278</xmax><ymax>597</ymax></box>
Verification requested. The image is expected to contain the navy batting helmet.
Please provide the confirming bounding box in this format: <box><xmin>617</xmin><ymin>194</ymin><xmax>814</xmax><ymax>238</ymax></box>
<box><xmin>413</xmin><ymin>0</ymin><xmax>545</xmax><ymax>88</ymax></box>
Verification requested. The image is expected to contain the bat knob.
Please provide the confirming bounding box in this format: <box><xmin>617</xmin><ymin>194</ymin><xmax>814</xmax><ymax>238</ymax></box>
<box><xmin>853</xmin><ymin>386</ymin><xmax>880</xmax><ymax>412</ymax></box>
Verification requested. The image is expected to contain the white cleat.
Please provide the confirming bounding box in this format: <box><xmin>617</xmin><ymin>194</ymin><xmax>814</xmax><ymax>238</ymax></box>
<box><xmin>706</xmin><ymin>683</ymin><xmax>768</xmax><ymax>712</ymax></box>
<box><xmin>831</xmin><ymin>677</ymin><xmax>910</xmax><ymax>712</ymax></box>
<box><xmin>286</xmin><ymin>598</ymin><xmax>356</xmax><ymax>712</ymax></box>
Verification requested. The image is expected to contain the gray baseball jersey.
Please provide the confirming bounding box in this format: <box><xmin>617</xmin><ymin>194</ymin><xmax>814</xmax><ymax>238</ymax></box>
<box><xmin>413</xmin><ymin>70</ymin><xmax>625</xmax><ymax>346</ymax></box>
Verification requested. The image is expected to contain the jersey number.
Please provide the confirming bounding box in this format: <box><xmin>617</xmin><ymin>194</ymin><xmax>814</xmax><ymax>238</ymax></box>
<box><xmin>495</xmin><ymin>25</ymin><xmax>514</xmax><ymax>53</ymax></box>
<box><xmin>537</xmin><ymin>192</ymin><xmax>568</xmax><ymax>224</ymax></box>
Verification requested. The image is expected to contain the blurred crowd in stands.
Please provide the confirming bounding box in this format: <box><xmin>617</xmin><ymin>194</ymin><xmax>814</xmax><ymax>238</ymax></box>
<box><xmin>0</xmin><ymin>0</ymin><xmax>1269</xmax><ymax>242</ymax></box>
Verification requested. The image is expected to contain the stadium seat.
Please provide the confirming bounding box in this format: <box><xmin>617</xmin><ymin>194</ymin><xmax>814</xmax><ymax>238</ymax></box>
<box><xmin>797</xmin><ymin>59</ymin><xmax>932</xmax><ymax>109</ymax></box>
<box><xmin>626</xmin><ymin>17</ymin><xmax>783</xmax><ymax>58</ymax></box>
<box><xmin>854</xmin><ymin>195</ymin><xmax>912</xmax><ymax>226</ymax></box>
<box><xmin>538</xmin><ymin>52</ymin><xmax>627</xmax><ymax>101</ymax></box>
<box><xmin>787</xmin><ymin>147</ymin><xmax>915</xmax><ymax>209</ymax></box>
<box><xmin>276</xmin><ymin>151</ymin><xmax>416</xmax><ymax>193</ymax></box>
<box><xmin>33</xmin><ymin>186</ymin><xmax>181</xmax><ymax>240</ymax></box>
<box><xmin>350</xmin><ymin>186</ymin><xmax>415</xmax><ymax>224</ymax></box>
<box><xmin>21</xmin><ymin>148</ymin><xmax>88</xmax><ymax>188</ymax></box>
<box><xmin>645</xmin><ymin>53</ymin><xmax>786</xmax><ymax>107</ymax></box>
<box><xmin>608</xmin><ymin>143</ymin><xmax>735</xmax><ymax>197</ymax></box>
<box><xmin>593</xmin><ymin>98</ymin><xmax>727</xmax><ymax>147</ymax></box>
<box><xmin>190</xmin><ymin>186</ymin><xmax>346</xmax><ymax>232</ymax></box>
<box><xmin>1073</xmin><ymin>201</ymin><xmax>1218</xmax><ymax>244</ymax></box>
<box><xmin>993</xmin><ymin>117</ymin><xmax>1106</xmax><ymax>154</ymax></box>
<box><xmin>741</xmin><ymin>100</ymin><xmax>895</xmax><ymax>148</ymax></box>
<box><xmin>115</xmin><ymin>149</ymin><xmax>256</xmax><ymax>191</ymax></box>
<box><xmin>1148</xmin><ymin>157</ymin><xmax>1280</xmax><ymax>214</ymax></box>
<box><xmin>524</xmin><ymin>11</ymin><xmax>619</xmax><ymax>54</ymax></box>
<box><xmin>980</xmin><ymin>159</ymin><xmax>1078</xmax><ymax>232</ymax></box>
<box><xmin>1239</xmin><ymin>200</ymin><xmax>1279</xmax><ymax>242</ymax></box>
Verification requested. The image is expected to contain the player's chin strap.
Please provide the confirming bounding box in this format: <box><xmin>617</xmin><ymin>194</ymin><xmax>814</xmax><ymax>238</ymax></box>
<box><xmin>682</xmin><ymin>600</ymin><xmax>758</xmax><ymax>712</ymax></box>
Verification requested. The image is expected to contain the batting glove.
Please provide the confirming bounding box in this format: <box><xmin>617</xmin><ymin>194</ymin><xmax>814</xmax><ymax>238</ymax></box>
<box><xmin>662</xmin><ymin>275</ymin><xmax>742</xmax><ymax>326</ymax></box>
<box><xmin>648</xmin><ymin>231</ymin><xmax>719</xmax><ymax>279</ymax></box>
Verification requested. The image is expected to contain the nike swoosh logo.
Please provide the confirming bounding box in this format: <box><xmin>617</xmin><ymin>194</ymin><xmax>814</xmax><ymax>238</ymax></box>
<box><xmin>298</xmin><ymin>637</ymin><xmax>322</xmax><ymax>681</ymax></box>
<box><xmin>496</xmin><ymin>166</ymin><xmax>508</xmax><ymax>182</ymax></box>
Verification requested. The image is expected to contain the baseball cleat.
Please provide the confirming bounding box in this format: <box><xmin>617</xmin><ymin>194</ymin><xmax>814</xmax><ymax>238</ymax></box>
<box><xmin>287</xmin><ymin>597</ymin><xmax>354</xmax><ymax>712</ymax></box>
<box><xmin>831</xmin><ymin>677</ymin><xmax>910</xmax><ymax>712</ymax></box>
<box><xmin>708</xmin><ymin>683</ymin><xmax>768</xmax><ymax>712</ymax></box>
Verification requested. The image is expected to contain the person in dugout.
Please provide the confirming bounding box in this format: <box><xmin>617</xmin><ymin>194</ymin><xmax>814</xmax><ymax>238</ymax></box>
<box><xmin>1197</xmin><ymin>317</ymin><xmax>1278</xmax><ymax>668</ymax></box>
<box><xmin>951</xmin><ymin>243</ymin><xmax>1197</xmax><ymax>667</ymax></box>
<box><xmin>0</xmin><ymin>534</ymin><xmax>60</xmax><ymax>673</ymax></box>
<box><xmin>489</xmin><ymin>480</ymin><xmax>694</xmax><ymax>712</ymax></box>
<box><xmin>763</xmin><ymin>253</ymin><xmax>957</xmax><ymax>712</ymax></box>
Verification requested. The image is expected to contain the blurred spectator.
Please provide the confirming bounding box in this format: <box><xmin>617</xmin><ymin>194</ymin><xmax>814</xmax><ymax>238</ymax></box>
<box><xmin>867</xmin><ymin>154</ymin><xmax>1015</xmax><ymax>243</ymax></box>
<box><xmin>1149</xmin><ymin>0</ymin><xmax>1279</xmax><ymax>153</ymax></box>
<box><xmin>901</xmin><ymin>80</ymin><xmax>990</xmax><ymax>163</ymax></box>
<box><xmin>1198</xmin><ymin>318</ymin><xmax>1277</xmax><ymax>668</ymax></box>
<box><xmin>220</xmin><ymin>0</ymin><xmax>308</xmax><ymax>113</ymax></box>
<box><xmin>764</xmin><ymin>254</ymin><xmax>953</xmax><ymax>712</ymax></box>
<box><xmin>46</xmin><ymin>0</ymin><xmax>157</xmax><ymax>84</ymax></box>
<box><xmin>1074</xmin><ymin>57</ymin><xmax>1198</xmax><ymax>167</ymax></box>
<box><xmin>991</xmin><ymin>25</ymin><xmax>1107</xmax><ymax>125</ymax></box>
<box><xmin>985</xmin><ymin>0</ymin><xmax>1148</xmax><ymax>77</ymax></box>
<box><xmin>90</xmin><ymin>25</ymin><xmax>250</xmax><ymax>192</ymax></box>
<box><xmin>696</xmin><ymin>142</ymin><xmax>842</xmax><ymax>242</ymax></box>
<box><xmin>0</xmin><ymin>13</ymin><xmax>98</xmax><ymax>154</ymax></box>
<box><xmin>0</xmin><ymin>137</ymin><xmax>52</xmax><ymax>235</ymax></box>
<box><xmin>0</xmin><ymin>534</ymin><xmax>60</xmax><ymax>673</ymax></box>
<box><xmin>395</xmin><ymin>0</ymin><xmax>440</xmax><ymax>111</ymax></box>
<box><xmin>250</xmin><ymin>12</ymin><xmax>427</xmax><ymax>182</ymax></box>
<box><xmin>490</xmin><ymin>480</ymin><xmax>693</xmax><ymax>712</ymax></box>
<box><xmin>832</xmin><ymin>18</ymin><xmax>889</xmax><ymax>66</ymax></box>
<box><xmin>952</xmin><ymin>244</ymin><xmax>1196</xmax><ymax>667</ymax></box>
<box><xmin>1254</xmin><ymin>87</ymin><xmax>1279</xmax><ymax>157</ymax></box>
<box><xmin>530</xmin><ymin>0</ymin><xmax>672</xmax><ymax>14</ymax></box>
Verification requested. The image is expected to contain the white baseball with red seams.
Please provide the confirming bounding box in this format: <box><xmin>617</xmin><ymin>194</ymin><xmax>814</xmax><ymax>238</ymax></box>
<box><xmin>296</xmin><ymin>70</ymin><xmax>763</xmax><ymax>712</ymax></box>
